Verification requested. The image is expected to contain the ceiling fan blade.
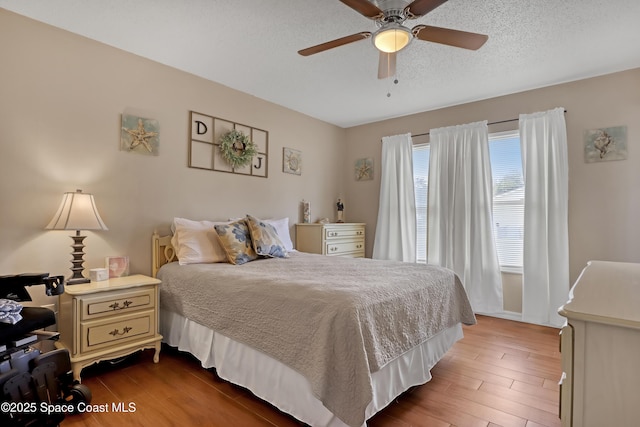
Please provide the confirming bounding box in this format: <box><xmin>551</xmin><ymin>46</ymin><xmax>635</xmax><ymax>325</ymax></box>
<box><xmin>339</xmin><ymin>0</ymin><xmax>384</xmax><ymax>19</ymax></box>
<box><xmin>298</xmin><ymin>32</ymin><xmax>372</xmax><ymax>56</ymax></box>
<box><xmin>405</xmin><ymin>0</ymin><xmax>448</xmax><ymax>18</ymax></box>
<box><xmin>412</xmin><ymin>25</ymin><xmax>488</xmax><ymax>50</ymax></box>
<box><xmin>378</xmin><ymin>52</ymin><xmax>397</xmax><ymax>79</ymax></box>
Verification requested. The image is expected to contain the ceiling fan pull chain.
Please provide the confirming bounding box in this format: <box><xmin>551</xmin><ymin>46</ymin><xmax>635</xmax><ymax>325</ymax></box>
<box><xmin>386</xmin><ymin>62</ymin><xmax>399</xmax><ymax>98</ymax></box>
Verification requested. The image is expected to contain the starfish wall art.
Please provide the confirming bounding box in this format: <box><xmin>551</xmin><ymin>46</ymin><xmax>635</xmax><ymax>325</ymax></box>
<box><xmin>121</xmin><ymin>114</ymin><xmax>159</xmax><ymax>155</ymax></box>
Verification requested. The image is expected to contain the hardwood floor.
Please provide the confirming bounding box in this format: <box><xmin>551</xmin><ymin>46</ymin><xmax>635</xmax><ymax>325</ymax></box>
<box><xmin>62</xmin><ymin>315</ymin><xmax>561</xmax><ymax>427</ymax></box>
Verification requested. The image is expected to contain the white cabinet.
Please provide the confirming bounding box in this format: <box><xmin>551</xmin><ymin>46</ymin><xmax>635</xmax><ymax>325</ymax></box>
<box><xmin>57</xmin><ymin>274</ymin><xmax>163</xmax><ymax>381</ymax></box>
<box><xmin>558</xmin><ymin>261</ymin><xmax>640</xmax><ymax>427</ymax></box>
<box><xmin>295</xmin><ymin>223</ymin><xmax>365</xmax><ymax>257</ymax></box>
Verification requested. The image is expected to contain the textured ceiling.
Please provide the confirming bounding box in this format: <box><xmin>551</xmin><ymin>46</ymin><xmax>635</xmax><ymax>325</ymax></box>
<box><xmin>2</xmin><ymin>0</ymin><xmax>640</xmax><ymax>128</ymax></box>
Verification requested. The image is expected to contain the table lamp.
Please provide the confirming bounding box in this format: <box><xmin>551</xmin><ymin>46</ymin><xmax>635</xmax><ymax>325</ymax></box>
<box><xmin>46</xmin><ymin>189</ymin><xmax>108</xmax><ymax>284</ymax></box>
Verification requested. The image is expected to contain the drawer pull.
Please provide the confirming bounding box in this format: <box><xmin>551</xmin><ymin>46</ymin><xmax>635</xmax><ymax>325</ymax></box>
<box><xmin>108</xmin><ymin>300</ymin><xmax>133</xmax><ymax>310</ymax></box>
<box><xmin>108</xmin><ymin>326</ymin><xmax>133</xmax><ymax>337</ymax></box>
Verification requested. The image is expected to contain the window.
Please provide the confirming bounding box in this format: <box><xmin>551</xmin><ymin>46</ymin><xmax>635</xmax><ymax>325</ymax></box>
<box><xmin>413</xmin><ymin>144</ymin><xmax>430</xmax><ymax>263</ymax></box>
<box><xmin>412</xmin><ymin>130</ymin><xmax>523</xmax><ymax>271</ymax></box>
<box><xmin>489</xmin><ymin>130</ymin><xmax>524</xmax><ymax>273</ymax></box>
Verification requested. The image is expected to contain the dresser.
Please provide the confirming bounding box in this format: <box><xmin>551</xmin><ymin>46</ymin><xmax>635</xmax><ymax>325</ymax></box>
<box><xmin>57</xmin><ymin>274</ymin><xmax>163</xmax><ymax>382</ymax></box>
<box><xmin>295</xmin><ymin>223</ymin><xmax>365</xmax><ymax>257</ymax></box>
<box><xmin>558</xmin><ymin>261</ymin><xmax>640</xmax><ymax>427</ymax></box>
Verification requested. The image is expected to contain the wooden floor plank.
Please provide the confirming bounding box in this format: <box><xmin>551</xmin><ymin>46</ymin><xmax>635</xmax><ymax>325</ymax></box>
<box><xmin>479</xmin><ymin>382</ymin><xmax>558</xmax><ymax>414</ymax></box>
<box><xmin>447</xmin><ymin>355</ymin><xmax>547</xmax><ymax>387</ymax></box>
<box><xmin>510</xmin><ymin>380</ymin><xmax>560</xmax><ymax>403</ymax></box>
<box><xmin>411</xmin><ymin>384</ymin><xmax>528</xmax><ymax>427</ymax></box>
<box><xmin>431</xmin><ymin>357</ymin><xmax>516</xmax><ymax>388</ymax></box>
<box><xmin>473</xmin><ymin>354</ymin><xmax>560</xmax><ymax>381</ymax></box>
<box><xmin>446</xmin><ymin>384</ymin><xmax>560</xmax><ymax>427</ymax></box>
<box><xmin>62</xmin><ymin>315</ymin><xmax>562</xmax><ymax>427</ymax></box>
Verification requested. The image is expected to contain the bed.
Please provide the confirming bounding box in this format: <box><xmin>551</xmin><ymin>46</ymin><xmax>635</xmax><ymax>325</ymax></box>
<box><xmin>152</xmin><ymin>218</ymin><xmax>475</xmax><ymax>427</ymax></box>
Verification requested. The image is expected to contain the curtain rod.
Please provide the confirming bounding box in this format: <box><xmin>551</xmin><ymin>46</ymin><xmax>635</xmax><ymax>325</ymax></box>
<box><xmin>411</xmin><ymin>109</ymin><xmax>567</xmax><ymax>138</ymax></box>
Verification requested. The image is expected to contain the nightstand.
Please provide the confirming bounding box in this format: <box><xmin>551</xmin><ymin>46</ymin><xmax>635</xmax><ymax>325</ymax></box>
<box><xmin>56</xmin><ymin>274</ymin><xmax>162</xmax><ymax>382</ymax></box>
<box><xmin>295</xmin><ymin>223</ymin><xmax>365</xmax><ymax>257</ymax></box>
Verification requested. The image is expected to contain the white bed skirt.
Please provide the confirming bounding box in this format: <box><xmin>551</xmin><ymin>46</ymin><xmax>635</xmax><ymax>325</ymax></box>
<box><xmin>160</xmin><ymin>310</ymin><xmax>463</xmax><ymax>427</ymax></box>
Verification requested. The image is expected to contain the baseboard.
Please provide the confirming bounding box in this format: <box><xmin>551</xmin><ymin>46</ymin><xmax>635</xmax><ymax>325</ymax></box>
<box><xmin>474</xmin><ymin>310</ymin><xmax>521</xmax><ymax>320</ymax></box>
<box><xmin>475</xmin><ymin>310</ymin><xmax>561</xmax><ymax>328</ymax></box>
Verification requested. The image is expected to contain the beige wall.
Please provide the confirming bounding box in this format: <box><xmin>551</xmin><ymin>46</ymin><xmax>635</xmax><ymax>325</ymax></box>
<box><xmin>345</xmin><ymin>68</ymin><xmax>640</xmax><ymax>311</ymax></box>
<box><xmin>0</xmin><ymin>10</ymin><xmax>346</xmax><ymax>304</ymax></box>
<box><xmin>3</xmin><ymin>9</ymin><xmax>639</xmax><ymax>314</ymax></box>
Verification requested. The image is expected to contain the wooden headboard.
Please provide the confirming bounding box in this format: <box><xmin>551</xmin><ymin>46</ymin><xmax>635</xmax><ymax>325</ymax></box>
<box><xmin>151</xmin><ymin>231</ymin><xmax>176</xmax><ymax>278</ymax></box>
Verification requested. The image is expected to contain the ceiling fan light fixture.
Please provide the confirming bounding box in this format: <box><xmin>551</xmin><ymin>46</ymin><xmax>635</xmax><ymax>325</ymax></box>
<box><xmin>374</xmin><ymin>24</ymin><xmax>411</xmax><ymax>53</ymax></box>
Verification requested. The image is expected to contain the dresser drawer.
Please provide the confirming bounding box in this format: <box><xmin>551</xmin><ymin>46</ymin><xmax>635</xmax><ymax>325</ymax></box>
<box><xmin>325</xmin><ymin>227</ymin><xmax>365</xmax><ymax>240</ymax></box>
<box><xmin>81</xmin><ymin>310</ymin><xmax>155</xmax><ymax>353</ymax></box>
<box><xmin>80</xmin><ymin>287</ymin><xmax>155</xmax><ymax>321</ymax></box>
<box><xmin>296</xmin><ymin>223</ymin><xmax>366</xmax><ymax>257</ymax></box>
<box><xmin>326</xmin><ymin>241</ymin><xmax>365</xmax><ymax>256</ymax></box>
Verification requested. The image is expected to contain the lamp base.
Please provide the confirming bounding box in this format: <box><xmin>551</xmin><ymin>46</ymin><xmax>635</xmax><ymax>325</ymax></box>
<box><xmin>67</xmin><ymin>277</ymin><xmax>91</xmax><ymax>285</ymax></box>
<box><xmin>67</xmin><ymin>231</ymin><xmax>91</xmax><ymax>285</ymax></box>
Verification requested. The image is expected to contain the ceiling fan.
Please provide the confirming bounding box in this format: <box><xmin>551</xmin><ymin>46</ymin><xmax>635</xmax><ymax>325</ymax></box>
<box><xmin>298</xmin><ymin>0</ymin><xmax>488</xmax><ymax>79</ymax></box>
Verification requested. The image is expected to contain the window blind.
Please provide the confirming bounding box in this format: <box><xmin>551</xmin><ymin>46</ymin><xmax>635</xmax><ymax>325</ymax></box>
<box><xmin>413</xmin><ymin>143</ymin><xmax>430</xmax><ymax>263</ymax></box>
<box><xmin>488</xmin><ymin>131</ymin><xmax>524</xmax><ymax>272</ymax></box>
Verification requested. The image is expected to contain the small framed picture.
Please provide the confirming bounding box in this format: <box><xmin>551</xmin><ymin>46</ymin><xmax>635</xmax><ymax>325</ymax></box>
<box><xmin>121</xmin><ymin>114</ymin><xmax>159</xmax><ymax>156</ymax></box>
<box><xmin>354</xmin><ymin>158</ymin><xmax>373</xmax><ymax>181</ymax></box>
<box><xmin>283</xmin><ymin>147</ymin><xmax>302</xmax><ymax>175</ymax></box>
<box><xmin>584</xmin><ymin>125</ymin><xmax>628</xmax><ymax>163</ymax></box>
<box><xmin>105</xmin><ymin>256</ymin><xmax>130</xmax><ymax>278</ymax></box>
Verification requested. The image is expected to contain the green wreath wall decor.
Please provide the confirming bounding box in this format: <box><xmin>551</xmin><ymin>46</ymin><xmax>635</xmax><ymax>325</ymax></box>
<box><xmin>219</xmin><ymin>129</ymin><xmax>257</xmax><ymax>168</ymax></box>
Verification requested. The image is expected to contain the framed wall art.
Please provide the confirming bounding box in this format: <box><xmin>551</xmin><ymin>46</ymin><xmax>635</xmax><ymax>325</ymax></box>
<box><xmin>283</xmin><ymin>147</ymin><xmax>302</xmax><ymax>175</ymax></box>
<box><xmin>584</xmin><ymin>125</ymin><xmax>627</xmax><ymax>163</ymax></box>
<box><xmin>121</xmin><ymin>114</ymin><xmax>159</xmax><ymax>156</ymax></box>
<box><xmin>354</xmin><ymin>158</ymin><xmax>373</xmax><ymax>181</ymax></box>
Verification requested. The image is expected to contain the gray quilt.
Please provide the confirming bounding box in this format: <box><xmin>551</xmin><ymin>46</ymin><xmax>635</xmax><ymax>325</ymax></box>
<box><xmin>158</xmin><ymin>252</ymin><xmax>475</xmax><ymax>427</ymax></box>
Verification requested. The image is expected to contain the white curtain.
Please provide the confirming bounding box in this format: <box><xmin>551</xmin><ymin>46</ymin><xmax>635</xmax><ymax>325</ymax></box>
<box><xmin>372</xmin><ymin>133</ymin><xmax>417</xmax><ymax>262</ymax></box>
<box><xmin>427</xmin><ymin>121</ymin><xmax>503</xmax><ymax>313</ymax></box>
<box><xmin>519</xmin><ymin>107</ymin><xmax>569</xmax><ymax>327</ymax></box>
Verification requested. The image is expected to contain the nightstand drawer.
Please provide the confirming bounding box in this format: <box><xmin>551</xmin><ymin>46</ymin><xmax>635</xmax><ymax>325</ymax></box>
<box><xmin>81</xmin><ymin>310</ymin><xmax>155</xmax><ymax>353</ymax></box>
<box><xmin>325</xmin><ymin>227</ymin><xmax>365</xmax><ymax>240</ymax></box>
<box><xmin>326</xmin><ymin>241</ymin><xmax>365</xmax><ymax>256</ymax></box>
<box><xmin>80</xmin><ymin>287</ymin><xmax>155</xmax><ymax>321</ymax></box>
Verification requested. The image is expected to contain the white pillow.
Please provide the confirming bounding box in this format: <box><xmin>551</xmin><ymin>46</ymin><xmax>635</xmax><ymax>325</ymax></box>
<box><xmin>171</xmin><ymin>218</ymin><xmax>229</xmax><ymax>265</ymax></box>
<box><xmin>263</xmin><ymin>217</ymin><xmax>294</xmax><ymax>252</ymax></box>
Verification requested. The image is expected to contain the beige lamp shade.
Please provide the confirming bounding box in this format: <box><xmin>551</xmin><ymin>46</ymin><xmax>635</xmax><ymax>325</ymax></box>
<box><xmin>46</xmin><ymin>189</ymin><xmax>108</xmax><ymax>231</ymax></box>
<box><xmin>46</xmin><ymin>189</ymin><xmax>108</xmax><ymax>284</ymax></box>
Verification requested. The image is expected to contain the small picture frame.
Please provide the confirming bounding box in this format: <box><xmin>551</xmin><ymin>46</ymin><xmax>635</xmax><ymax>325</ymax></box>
<box><xmin>121</xmin><ymin>114</ymin><xmax>159</xmax><ymax>156</ymax></box>
<box><xmin>105</xmin><ymin>256</ymin><xmax>130</xmax><ymax>278</ymax></box>
<box><xmin>584</xmin><ymin>125</ymin><xmax>627</xmax><ymax>163</ymax></box>
<box><xmin>354</xmin><ymin>158</ymin><xmax>373</xmax><ymax>181</ymax></box>
<box><xmin>283</xmin><ymin>147</ymin><xmax>302</xmax><ymax>175</ymax></box>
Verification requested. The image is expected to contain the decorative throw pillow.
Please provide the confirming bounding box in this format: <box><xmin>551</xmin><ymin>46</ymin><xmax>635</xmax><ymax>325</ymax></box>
<box><xmin>171</xmin><ymin>218</ymin><xmax>229</xmax><ymax>265</ymax></box>
<box><xmin>214</xmin><ymin>219</ymin><xmax>258</xmax><ymax>265</ymax></box>
<box><xmin>245</xmin><ymin>215</ymin><xmax>288</xmax><ymax>258</ymax></box>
